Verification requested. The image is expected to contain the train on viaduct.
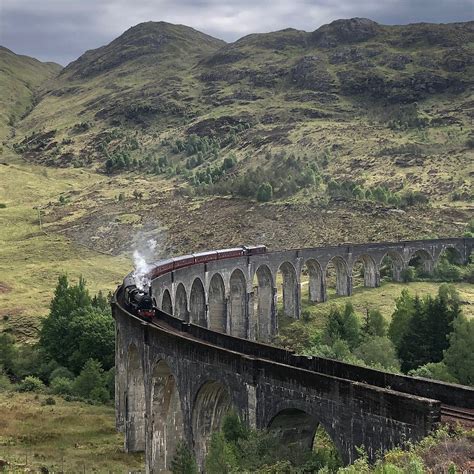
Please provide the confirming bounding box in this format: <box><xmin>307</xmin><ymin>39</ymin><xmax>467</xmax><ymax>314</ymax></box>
<box><xmin>112</xmin><ymin>237</ymin><xmax>474</xmax><ymax>473</ymax></box>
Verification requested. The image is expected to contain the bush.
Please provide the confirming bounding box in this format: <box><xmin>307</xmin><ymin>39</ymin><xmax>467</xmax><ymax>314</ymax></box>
<box><xmin>50</xmin><ymin>376</ymin><xmax>74</xmax><ymax>395</ymax></box>
<box><xmin>0</xmin><ymin>366</ymin><xmax>12</xmax><ymax>392</ymax></box>
<box><xmin>401</xmin><ymin>267</ymin><xmax>415</xmax><ymax>282</ymax></box>
<box><xmin>354</xmin><ymin>336</ymin><xmax>400</xmax><ymax>371</ymax></box>
<box><xmin>49</xmin><ymin>366</ymin><xmax>75</xmax><ymax>382</ymax></box>
<box><xmin>257</xmin><ymin>182</ymin><xmax>273</xmax><ymax>202</ymax></box>
<box><xmin>19</xmin><ymin>376</ymin><xmax>45</xmax><ymax>392</ymax></box>
<box><xmin>73</xmin><ymin>359</ymin><xmax>109</xmax><ymax>403</ymax></box>
<box><xmin>0</xmin><ymin>203</ymin><xmax>6</xmax><ymax>209</ymax></box>
<box><xmin>43</xmin><ymin>396</ymin><xmax>56</xmax><ymax>406</ymax></box>
<box><xmin>408</xmin><ymin>362</ymin><xmax>458</xmax><ymax>384</ymax></box>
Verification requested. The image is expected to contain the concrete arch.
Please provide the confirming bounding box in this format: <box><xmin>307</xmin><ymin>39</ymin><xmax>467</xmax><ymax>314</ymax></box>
<box><xmin>161</xmin><ymin>289</ymin><xmax>172</xmax><ymax>314</ymax></box>
<box><xmin>379</xmin><ymin>250</ymin><xmax>405</xmax><ymax>282</ymax></box>
<box><xmin>277</xmin><ymin>261</ymin><xmax>299</xmax><ymax>318</ymax></box>
<box><xmin>190</xmin><ymin>278</ymin><xmax>207</xmax><ymax>327</ymax></box>
<box><xmin>303</xmin><ymin>258</ymin><xmax>326</xmax><ymax>303</ymax></box>
<box><xmin>436</xmin><ymin>246</ymin><xmax>463</xmax><ymax>265</ymax></box>
<box><xmin>266</xmin><ymin>406</ymin><xmax>346</xmax><ymax>465</ymax></box>
<box><xmin>326</xmin><ymin>256</ymin><xmax>351</xmax><ymax>297</ymax></box>
<box><xmin>192</xmin><ymin>380</ymin><xmax>232</xmax><ymax>468</ymax></box>
<box><xmin>149</xmin><ymin>360</ymin><xmax>185</xmax><ymax>473</ymax></box>
<box><xmin>408</xmin><ymin>249</ymin><xmax>434</xmax><ymax>275</ymax></box>
<box><xmin>126</xmin><ymin>343</ymin><xmax>145</xmax><ymax>452</ymax></box>
<box><xmin>254</xmin><ymin>264</ymin><xmax>275</xmax><ymax>342</ymax></box>
<box><xmin>351</xmin><ymin>254</ymin><xmax>379</xmax><ymax>288</ymax></box>
<box><xmin>208</xmin><ymin>273</ymin><xmax>226</xmax><ymax>333</ymax></box>
<box><xmin>175</xmin><ymin>283</ymin><xmax>189</xmax><ymax>322</ymax></box>
<box><xmin>265</xmin><ymin>402</ymin><xmax>347</xmax><ymax>465</ymax></box>
<box><xmin>229</xmin><ymin>269</ymin><xmax>247</xmax><ymax>338</ymax></box>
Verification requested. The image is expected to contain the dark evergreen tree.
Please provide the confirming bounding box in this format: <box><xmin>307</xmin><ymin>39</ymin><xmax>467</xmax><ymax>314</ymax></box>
<box><xmin>171</xmin><ymin>441</ymin><xmax>198</xmax><ymax>474</ymax></box>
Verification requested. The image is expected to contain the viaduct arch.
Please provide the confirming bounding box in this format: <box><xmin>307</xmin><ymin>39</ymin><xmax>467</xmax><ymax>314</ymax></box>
<box><xmin>114</xmin><ymin>238</ymin><xmax>474</xmax><ymax>472</ymax></box>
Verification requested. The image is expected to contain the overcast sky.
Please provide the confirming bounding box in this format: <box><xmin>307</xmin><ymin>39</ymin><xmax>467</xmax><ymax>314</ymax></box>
<box><xmin>1</xmin><ymin>0</ymin><xmax>473</xmax><ymax>65</ymax></box>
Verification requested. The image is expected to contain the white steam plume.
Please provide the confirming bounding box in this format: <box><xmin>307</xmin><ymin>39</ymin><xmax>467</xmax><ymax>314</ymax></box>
<box><xmin>132</xmin><ymin>238</ymin><xmax>157</xmax><ymax>291</ymax></box>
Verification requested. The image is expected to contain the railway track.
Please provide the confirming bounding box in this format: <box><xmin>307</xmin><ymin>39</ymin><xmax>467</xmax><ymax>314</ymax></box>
<box><xmin>441</xmin><ymin>405</ymin><xmax>474</xmax><ymax>423</ymax></box>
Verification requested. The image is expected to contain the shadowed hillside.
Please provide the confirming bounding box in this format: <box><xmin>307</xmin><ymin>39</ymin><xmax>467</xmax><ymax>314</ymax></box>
<box><xmin>0</xmin><ymin>47</ymin><xmax>61</xmax><ymax>140</ymax></box>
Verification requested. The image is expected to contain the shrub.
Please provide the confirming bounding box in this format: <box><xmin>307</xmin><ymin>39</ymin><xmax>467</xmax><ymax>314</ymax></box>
<box><xmin>42</xmin><ymin>397</ymin><xmax>56</xmax><ymax>406</ymax></box>
<box><xmin>408</xmin><ymin>362</ymin><xmax>458</xmax><ymax>384</ymax></box>
<box><xmin>19</xmin><ymin>376</ymin><xmax>45</xmax><ymax>392</ymax></box>
<box><xmin>0</xmin><ymin>366</ymin><xmax>12</xmax><ymax>392</ymax></box>
<box><xmin>0</xmin><ymin>203</ymin><xmax>6</xmax><ymax>209</ymax></box>
<box><xmin>401</xmin><ymin>267</ymin><xmax>415</xmax><ymax>282</ymax></box>
<box><xmin>50</xmin><ymin>376</ymin><xmax>74</xmax><ymax>395</ymax></box>
<box><xmin>49</xmin><ymin>366</ymin><xmax>74</xmax><ymax>382</ymax></box>
<box><xmin>256</xmin><ymin>182</ymin><xmax>273</xmax><ymax>202</ymax></box>
<box><xmin>171</xmin><ymin>440</ymin><xmax>198</xmax><ymax>474</ymax></box>
<box><xmin>73</xmin><ymin>359</ymin><xmax>109</xmax><ymax>402</ymax></box>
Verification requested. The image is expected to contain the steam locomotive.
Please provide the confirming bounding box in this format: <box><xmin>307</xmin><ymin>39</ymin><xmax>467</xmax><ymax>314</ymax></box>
<box><xmin>123</xmin><ymin>245</ymin><xmax>266</xmax><ymax>321</ymax></box>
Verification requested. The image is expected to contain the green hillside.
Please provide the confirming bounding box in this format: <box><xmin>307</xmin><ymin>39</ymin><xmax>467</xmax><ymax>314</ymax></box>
<box><xmin>10</xmin><ymin>19</ymin><xmax>473</xmax><ymax>208</ymax></box>
<box><xmin>0</xmin><ymin>47</ymin><xmax>61</xmax><ymax>141</ymax></box>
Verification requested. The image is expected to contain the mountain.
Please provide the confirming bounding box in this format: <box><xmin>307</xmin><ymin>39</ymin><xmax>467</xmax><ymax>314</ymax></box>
<box><xmin>2</xmin><ymin>19</ymin><xmax>473</xmax><ymax>257</ymax></box>
<box><xmin>0</xmin><ymin>47</ymin><xmax>61</xmax><ymax>140</ymax></box>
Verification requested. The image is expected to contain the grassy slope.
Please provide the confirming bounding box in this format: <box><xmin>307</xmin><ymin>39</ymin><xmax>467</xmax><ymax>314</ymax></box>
<box><xmin>0</xmin><ymin>151</ymin><xmax>130</xmax><ymax>339</ymax></box>
<box><xmin>0</xmin><ymin>47</ymin><xmax>61</xmax><ymax>141</ymax></box>
<box><xmin>0</xmin><ymin>392</ymin><xmax>143</xmax><ymax>472</ymax></box>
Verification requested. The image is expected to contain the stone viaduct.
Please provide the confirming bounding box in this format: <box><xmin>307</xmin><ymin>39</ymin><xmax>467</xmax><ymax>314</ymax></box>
<box><xmin>112</xmin><ymin>238</ymin><xmax>474</xmax><ymax>473</ymax></box>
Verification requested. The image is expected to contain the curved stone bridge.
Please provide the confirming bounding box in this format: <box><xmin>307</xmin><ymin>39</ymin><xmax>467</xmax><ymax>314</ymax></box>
<box><xmin>113</xmin><ymin>238</ymin><xmax>474</xmax><ymax>473</ymax></box>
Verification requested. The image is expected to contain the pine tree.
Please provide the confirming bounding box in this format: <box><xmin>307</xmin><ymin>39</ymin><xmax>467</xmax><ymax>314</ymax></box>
<box><xmin>362</xmin><ymin>309</ymin><xmax>387</xmax><ymax>337</ymax></box>
<box><xmin>443</xmin><ymin>315</ymin><xmax>474</xmax><ymax>386</ymax></box>
<box><xmin>171</xmin><ymin>441</ymin><xmax>198</xmax><ymax>474</ymax></box>
<box><xmin>389</xmin><ymin>289</ymin><xmax>415</xmax><ymax>347</ymax></box>
<box><xmin>398</xmin><ymin>296</ymin><xmax>431</xmax><ymax>372</ymax></box>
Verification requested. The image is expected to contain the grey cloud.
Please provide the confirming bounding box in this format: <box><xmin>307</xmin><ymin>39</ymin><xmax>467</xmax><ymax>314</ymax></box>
<box><xmin>0</xmin><ymin>0</ymin><xmax>472</xmax><ymax>65</ymax></box>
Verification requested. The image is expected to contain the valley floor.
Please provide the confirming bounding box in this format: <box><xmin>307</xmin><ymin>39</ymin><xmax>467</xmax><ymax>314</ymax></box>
<box><xmin>0</xmin><ymin>392</ymin><xmax>144</xmax><ymax>473</ymax></box>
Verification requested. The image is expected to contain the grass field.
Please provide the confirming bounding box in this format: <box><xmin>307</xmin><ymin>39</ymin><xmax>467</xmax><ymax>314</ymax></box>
<box><xmin>276</xmin><ymin>276</ymin><xmax>474</xmax><ymax>340</ymax></box>
<box><xmin>0</xmin><ymin>392</ymin><xmax>143</xmax><ymax>472</ymax></box>
<box><xmin>0</xmin><ymin>151</ymin><xmax>131</xmax><ymax>339</ymax></box>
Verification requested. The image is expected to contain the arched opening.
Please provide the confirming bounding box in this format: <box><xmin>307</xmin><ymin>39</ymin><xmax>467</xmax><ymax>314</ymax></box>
<box><xmin>126</xmin><ymin>344</ymin><xmax>145</xmax><ymax>452</ymax></box>
<box><xmin>325</xmin><ymin>256</ymin><xmax>351</xmax><ymax>298</ymax></box>
<box><xmin>229</xmin><ymin>269</ymin><xmax>247</xmax><ymax>338</ymax></box>
<box><xmin>276</xmin><ymin>262</ymin><xmax>299</xmax><ymax>319</ymax></box>
<box><xmin>208</xmin><ymin>273</ymin><xmax>226</xmax><ymax>333</ymax></box>
<box><xmin>190</xmin><ymin>278</ymin><xmax>207</xmax><ymax>327</ymax></box>
<box><xmin>379</xmin><ymin>251</ymin><xmax>405</xmax><ymax>282</ymax></box>
<box><xmin>161</xmin><ymin>289</ymin><xmax>172</xmax><ymax>314</ymax></box>
<box><xmin>301</xmin><ymin>259</ymin><xmax>325</xmax><ymax>304</ymax></box>
<box><xmin>175</xmin><ymin>283</ymin><xmax>188</xmax><ymax>322</ymax></box>
<box><xmin>434</xmin><ymin>247</ymin><xmax>464</xmax><ymax>281</ymax></box>
<box><xmin>351</xmin><ymin>255</ymin><xmax>379</xmax><ymax>289</ymax></box>
<box><xmin>192</xmin><ymin>381</ymin><xmax>232</xmax><ymax>468</ymax></box>
<box><xmin>253</xmin><ymin>265</ymin><xmax>275</xmax><ymax>342</ymax></box>
<box><xmin>149</xmin><ymin>360</ymin><xmax>184</xmax><ymax>473</ymax></box>
<box><xmin>408</xmin><ymin>249</ymin><xmax>434</xmax><ymax>278</ymax></box>
<box><xmin>267</xmin><ymin>408</ymin><xmax>343</xmax><ymax>469</ymax></box>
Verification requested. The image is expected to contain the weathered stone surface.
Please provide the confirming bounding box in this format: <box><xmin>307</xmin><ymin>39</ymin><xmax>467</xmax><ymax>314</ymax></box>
<box><xmin>114</xmin><ymin>238</ymin><xmax>474</xmax><ymax>472</ymax></box>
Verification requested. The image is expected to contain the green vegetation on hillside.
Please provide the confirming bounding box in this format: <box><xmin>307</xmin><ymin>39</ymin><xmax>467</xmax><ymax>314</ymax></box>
<box><xmin>0</xmin><ymin>47</ymin><xmax>60</xmax><ymax>141</ymax></box>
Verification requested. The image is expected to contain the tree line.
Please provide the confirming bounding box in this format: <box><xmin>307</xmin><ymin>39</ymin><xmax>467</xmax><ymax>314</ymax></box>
<box><xmin>0</xmin><ymin>275</ymin><xmax>115</xmax><ymax>403</ymax></box>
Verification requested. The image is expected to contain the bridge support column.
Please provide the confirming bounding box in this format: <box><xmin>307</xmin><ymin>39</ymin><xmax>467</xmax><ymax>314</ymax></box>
<box><xmin>337</xmin><ymin>273</ymin><xmax>352</xmax><ymax>297</ymax></box>
<box><xmin>124</xmin><ymin>343</ymin><xmax>146</xmax><ymax>453</ymax></box>
<box><xmin>247</xmin><ymin>291</ymin><xmax>256</xmax><ymax>340</ymax></box>
<box><xmin>271</xmin><ymin>286</ymin><xmax>278</xmax><ymax>338</ymax></box>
